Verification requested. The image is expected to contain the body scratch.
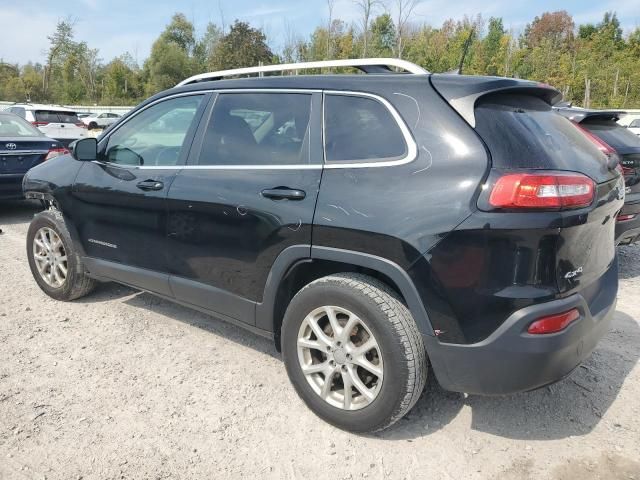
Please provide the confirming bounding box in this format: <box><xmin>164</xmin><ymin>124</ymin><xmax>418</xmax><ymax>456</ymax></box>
<box><xmin>393</xmin><ymin>92</ymin><xmax>421</xmax><ymax>128</ymax></box>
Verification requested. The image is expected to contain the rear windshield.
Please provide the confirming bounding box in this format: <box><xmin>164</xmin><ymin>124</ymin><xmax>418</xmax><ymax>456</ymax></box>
<box><xmin>474</xmin><ymin>94</ymin><xmax>609</xmax><ymax>179</ymax></box>
<box><xmin>35</xmin><ymin>110</ymin><xmax>80</xmax><ymax>124</ymax></box>
<box><xmin>581</xmin><ymin>120</ymin><xmax>640</xmax><ymax>150</ymax></box>
<box><xmin>0</xmin><ymin>113</ymin><xmax>43</xmax><ymax>137</ymax></box>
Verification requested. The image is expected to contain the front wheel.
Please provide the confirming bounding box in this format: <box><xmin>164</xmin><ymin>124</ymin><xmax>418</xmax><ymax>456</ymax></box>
<box><xmin>281</xmin><ymin>273</ymin><xmax>428</xmax><ymax>433</ymax></box>
<box><xmin>26</xmin><ymin>210</ymin><xmax>96</xmax><ymax>301</ymax></box>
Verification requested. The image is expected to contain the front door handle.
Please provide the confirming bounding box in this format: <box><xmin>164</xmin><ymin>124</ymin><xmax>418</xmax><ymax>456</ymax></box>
<box><xmin>261</xmin><ymin>187</ymin><xmax>306</xmax><ymax>200</ymax></box>
<box><xmin>136</xmin><ymin>179</ymin><xmax>164</xmax><ymax>191</ymax></box>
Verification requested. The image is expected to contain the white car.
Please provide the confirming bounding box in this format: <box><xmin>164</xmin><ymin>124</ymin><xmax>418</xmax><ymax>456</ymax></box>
<box><xmin>4</xmin><ymin>104</ymin><xmax>87</xmax><ymax>146</ymax></box>
<box><xmin>81</xmin><ymin>112</ymin><xmax>121</xmax><ymax>130</ymax></box>
<box><xmin>626</xmin><ymin>118</ymin><xmax>640</xmax><ymax>136</ymax></box>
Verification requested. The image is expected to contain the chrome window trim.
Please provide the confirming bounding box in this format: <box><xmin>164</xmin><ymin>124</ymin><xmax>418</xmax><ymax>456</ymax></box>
<box><xmin>99</xmin><ymin>88</ymin><xmax>417</xmax><ymax>171</ymax></box>
<box><xmin>0</xmin><ymin>150</ymin><xmax>49</xmax><ymax>156</ymax></box>
<box><xmin>322</xmin><ymin>90</ymin><xmax>418</xmax><ymax>169</ymax></box>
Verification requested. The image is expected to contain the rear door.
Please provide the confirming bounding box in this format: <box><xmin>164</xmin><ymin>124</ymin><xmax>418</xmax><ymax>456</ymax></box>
<box><xmin>166</xmin><ymin>91</ymin><xmax>323</xmax><ymax>326</ymax></box>
<box><xmin>72</xmin><ymin>93</ymin><xmax>209</xmax><ymax>295</ymax></box>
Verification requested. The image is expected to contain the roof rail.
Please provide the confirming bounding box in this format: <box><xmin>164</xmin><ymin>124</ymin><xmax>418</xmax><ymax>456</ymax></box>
<box><xmin>176</xmin><ymin>58</ymin><xmax>429</xmax><ymax>87</ymax></box>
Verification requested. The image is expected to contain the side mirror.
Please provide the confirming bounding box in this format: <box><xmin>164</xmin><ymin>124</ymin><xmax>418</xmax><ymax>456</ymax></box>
<box><xmin>70</xmin><ymin>137</ymin><xmax>98</xmax><ymax>161</ymax></box>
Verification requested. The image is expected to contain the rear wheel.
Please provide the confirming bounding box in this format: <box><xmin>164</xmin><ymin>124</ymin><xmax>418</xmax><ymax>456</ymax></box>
<box><xmin>88</xmin><ymin>121</ymin><xmax>97</xmax><ymax>130</ymax></box>
<box><xmin>26</xmin><ymin>210</ymin><xmax>96</xmax><ymax>301</ymax></box>
<box><xmin>281</xmin><ymin>273</ymin><xmax>428</xmax><ymax>432</ymax></box>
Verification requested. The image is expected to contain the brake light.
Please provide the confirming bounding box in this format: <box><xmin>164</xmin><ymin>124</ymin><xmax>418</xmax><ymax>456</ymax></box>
<box><xmin>44</xmin><ymin>147</ymin><xmax>70</xmax><ymax>161</ymax></box>
<box><xmin>75</xmin><ymin>122</ymin><xmax>87</xmax><ymax>128</ymax></box>
<box><xmin>617</xmin><ymin>214</ymin><xmax>636</xmax><ymax>222</ymax></box>
<box><xmin>572</xmin><ymin>121</ymin><xmax>616</xmax><ymax>155</ymax></box>
<box><xmin>32</xmin><ymin>121</ymin><xmax>49</xmax><ymax>127</ymax></box>
<box><xmin>489</xmin><ymin>172</ymin><xmax>595</xmax><ymax>210</ymax></box>
<box><xmin>527</xmin><ymin>308</ymin><xmax>580</xmax><ymax>334</ymax></box>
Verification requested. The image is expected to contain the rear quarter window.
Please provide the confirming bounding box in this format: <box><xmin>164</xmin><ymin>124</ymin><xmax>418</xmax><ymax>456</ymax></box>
<box><xmin>324</xmin><ymin>94</ymin><xmax>408</xmax><ymax>164</ymax></box>
<box><xmin>474</xmin><ymin>94</ymin><xmax>608</xmax><ymax>177</ymax></box>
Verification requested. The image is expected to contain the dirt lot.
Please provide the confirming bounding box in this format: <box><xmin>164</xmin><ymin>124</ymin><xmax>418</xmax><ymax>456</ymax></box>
<box><xmin>1</xmin><ymin>201</ymin><xmax>639</xmax><ymax>480</ymax></box>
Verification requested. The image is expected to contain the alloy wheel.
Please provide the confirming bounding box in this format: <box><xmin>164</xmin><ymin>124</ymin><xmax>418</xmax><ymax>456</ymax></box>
<box><xmin>32</xmin><ymin>227</ymin><xmax>68</xmax><ymax>288</ymax></box>
<box><xmin>297</xmin><ymin>306</ymin><xmax>384</xmax><ymax>410</ymax></box>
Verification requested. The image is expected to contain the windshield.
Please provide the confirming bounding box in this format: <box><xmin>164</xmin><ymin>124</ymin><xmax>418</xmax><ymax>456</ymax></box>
<box><xmin>0</xmin><ymin>113</ymin><xmax>44</xmax><ymax>137</ymax></box>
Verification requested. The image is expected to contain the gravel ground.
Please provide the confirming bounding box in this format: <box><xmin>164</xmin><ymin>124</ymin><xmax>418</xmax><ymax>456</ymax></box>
<box><xmin>1</xmin><ymin>201</ymin><xmax>639</xmax><ymax>480</ymax></box>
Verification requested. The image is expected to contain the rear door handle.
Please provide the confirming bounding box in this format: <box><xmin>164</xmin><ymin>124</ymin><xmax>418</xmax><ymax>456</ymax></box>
<box><xmin>136</xmin><ymin>179</ymin><xmax>164</xmax><ymax>191</ymax></box>
<box><xmin>261</xmin><ymin>188</ymin><xmax>306</xmax><ymax>200</ymax></box>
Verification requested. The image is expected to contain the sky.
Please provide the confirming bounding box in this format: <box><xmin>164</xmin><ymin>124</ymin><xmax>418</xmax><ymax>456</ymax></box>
<box><xmin>1</xmin><ymin>0</ymin><xmax>639</xmax><ymax>66</ymax></box>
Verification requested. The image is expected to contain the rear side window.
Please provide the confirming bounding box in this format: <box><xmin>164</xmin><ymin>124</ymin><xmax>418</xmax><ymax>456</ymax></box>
<box><xmin>474</xmin><ymin>94</ymin><xmax>607</xmax><ymax>173</ymax></box>
<box><xmin>198</xmin><ymin>93</ymin><xmax>312</xmax><ymax>166</ymax></box>
<box><xmin>630</xmin><ymin>119</ymin><xmax>640</xmax><ymax>128</ymax></box>
<box><xmin>324</xmin><ymin>94</ymin><xmax>407</xmax><ymax>163</ymax></box>
<box><xmin>581</xmin><ymin>120</ymin><xmax>640</xmax><ymax>150</ymax></box>
<box><xmin>35</xmin><ymin>110</ymin><xmax>80</xmax><ymax>124</ymax></box>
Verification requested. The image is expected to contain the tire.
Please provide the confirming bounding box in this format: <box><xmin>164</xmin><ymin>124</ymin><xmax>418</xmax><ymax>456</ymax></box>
<box><xmin>88</xmin><ymin>121</ymin><xmax>97</xmax><ymax>130</ymax></box>
<box><xmin>26</xmin><ymin>209</ymin><xmax>96</xmax><ymax>301</ymax></box>
<box><xmin>281</xmin><ymin>273</ymin><xmax>428</xmax><ymax>433</ymax></box>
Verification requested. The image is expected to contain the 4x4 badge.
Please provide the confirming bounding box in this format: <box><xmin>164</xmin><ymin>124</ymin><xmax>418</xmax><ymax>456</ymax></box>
<box><xmin>564</xmin><ymin>266</ymin><xmax>583</xmax><ymax>279</ymax></box>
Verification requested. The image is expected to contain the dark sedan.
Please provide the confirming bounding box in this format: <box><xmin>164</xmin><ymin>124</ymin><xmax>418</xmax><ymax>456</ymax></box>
<box><xmin>0</xmin><ymin>112</ymin><xmax>68</xmax><ymax>200</ymax></box>
<box><xmin>555</xmin><ymin>107</ymin><xmax>640</xmax><ymax>245</ymax></box>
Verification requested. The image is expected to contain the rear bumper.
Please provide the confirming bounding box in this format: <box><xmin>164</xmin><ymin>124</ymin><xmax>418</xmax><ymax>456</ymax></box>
<box><xmin>0</xmin><ymin>173</ymin><xmax>25</xmax><ymax>200</ymax></box>
<box><xmin>425</xmin><ymin>261</ymin><xmax>617</xmax><ymax>395</ymax></box>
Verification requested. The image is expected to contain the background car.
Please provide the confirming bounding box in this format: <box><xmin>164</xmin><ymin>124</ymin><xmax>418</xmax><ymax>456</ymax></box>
<box><xmin>0</xmin><ymin>112</ymin><xmax>68</xmax><ymax>200</ymax></box>
<box><xmin>626</xmin><ymin>118</ymin><xmax>640</xmax><ymax>136</ymax></box>
<box><xmin>81</xmin><ymin>112</ymin><xmax>121</xmax><ymax>130</ymax></box>
<box><xmin>4</xmin><ymin>103</ymin><xmax>87</xmax><ymax>147</ymax></box>
<box><xmin>556</xmin><ymin>107</ymin><xmax>640</xmax><ymax>245</ymax></box>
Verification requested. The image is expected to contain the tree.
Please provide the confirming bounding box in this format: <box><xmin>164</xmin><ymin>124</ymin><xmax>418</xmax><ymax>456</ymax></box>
<box><xmin>523</xmin><ymin>11</ymin><xmax>574</xmax><ymax>49</ymax></box>
<box><xmin>210</xmin><ymin>20</ymin><xmax>274</xmax><ymax>70</ymax></box>
<box><xmin>160</xmin><ymin>13</ymin><xmax>196</xmax><ymax>53</ymax></box>
<box><xmin>353</xmin><ymin>0</ymin><xmax>382</xmax><ymax>57</ymax></box>
<box><xmin>369</xmin><ymin>13</ymin><xmax>396</xmax><ymax>57</ymax></box>
<box><xmin>393</xmin><ymin>0</ymin><xmax>420</xmax><ymax>59</ymax></box>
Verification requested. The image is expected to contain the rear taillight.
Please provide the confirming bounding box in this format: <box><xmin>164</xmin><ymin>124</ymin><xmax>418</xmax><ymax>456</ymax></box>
<box><xmin>617</xmin><ymin>213</ymin><xmax>636</xmax><ymax>222</ymax></box>
<box><xmin>75</xmin><ymin>122</ymin><xmax>87</xmax><ymax>128</ymax></box>
<box><xmin>32</xmin><ymin>121</ymin><xmax>49</xmax><ymax>127</ymax></box>
<box><xmin>572</xmin><ymin>121</ymin><xmax>616</xmax><ymax>155</ymax></box>
<box><xmin>527</xmin><ymin>308</ymin><xmax>580</xmax><ymax>334</ymax></box>
<box><xmin>489</xmin><ymin>172</ymin><xmax>595</xmax><ymax>210</ymax></box>
<box><xmin>44</xmin><ymin>147</ymin><xmax>70</xmax><ymax>161</ymax></box>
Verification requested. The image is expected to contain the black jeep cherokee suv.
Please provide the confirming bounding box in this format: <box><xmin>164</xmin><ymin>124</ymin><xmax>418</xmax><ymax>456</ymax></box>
<box><xmin>23</xmin><ymin>59</ymin><xmax>624</xmax><ymax>433</ymax></box>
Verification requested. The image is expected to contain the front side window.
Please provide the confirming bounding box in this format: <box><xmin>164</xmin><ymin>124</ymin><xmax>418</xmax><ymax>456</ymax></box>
<box><xmin>103</xmin><ymin>95</ymin><xmax>204</xmax><ymax>166</ymax></box>
<box><xmin>324</xmin><ymin>94</ymin><xmax>408</xmax><ymax>163</ymax></box>
<box><xmin>198</xmin><ymin>93</ymin><xmax>312</xmax><ymax>166</ymax></box>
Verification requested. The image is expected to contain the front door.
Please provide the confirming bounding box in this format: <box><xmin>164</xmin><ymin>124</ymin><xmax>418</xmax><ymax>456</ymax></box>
<box><xmin>71</xmin><ymin>93</ymin><xmax>208</xmax><ymax>294</ymax></box>
<box><xmin>166</xmin><ymin>91</ymin><xmax>323</xmax><ymax>325</ymax></box>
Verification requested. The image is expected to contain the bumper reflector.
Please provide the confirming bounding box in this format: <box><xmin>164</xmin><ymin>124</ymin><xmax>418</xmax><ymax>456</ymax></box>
<box><xmin>527</xmin><ymin>308</ymin><xmax>580</xmax><ymax>334</ymax></box>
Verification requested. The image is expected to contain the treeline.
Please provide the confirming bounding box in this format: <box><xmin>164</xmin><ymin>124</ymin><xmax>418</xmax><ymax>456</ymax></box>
<box><xmin>1</xmin><ymin>7</ymin><xmax>639</xmax><ymax>108</ymax></box>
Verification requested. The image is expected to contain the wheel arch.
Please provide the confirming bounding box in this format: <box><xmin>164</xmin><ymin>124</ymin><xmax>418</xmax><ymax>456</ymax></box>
<box><xmin>256</xmin><ymin>245</ymin><xmax>435</xmax><ymax>350</ymax></box>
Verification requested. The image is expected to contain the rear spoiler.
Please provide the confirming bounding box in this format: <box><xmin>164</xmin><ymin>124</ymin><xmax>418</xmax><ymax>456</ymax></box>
<box><xmin>553</xmin><ymin>108</ymin><xmax>626</xmax><ymax>123</ymax></box>
<box><xmin>430</xmin><ymin>74</ymin><xmax>562</xmax><ymax>127</ymax></box>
